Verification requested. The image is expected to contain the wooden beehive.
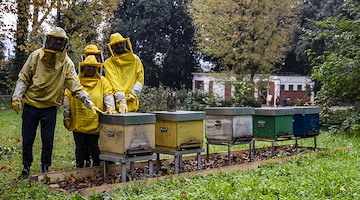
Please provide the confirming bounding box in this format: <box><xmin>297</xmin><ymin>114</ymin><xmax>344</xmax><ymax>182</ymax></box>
<box><xmin>99</xmin><ymin>113</ymin><xmax>156</xmax><ymax>157</ymax></box>
<box><xmin>253</xmin><ymin>108</ymin><xmax>295</xmax><ymax>139</ymax></box>
<box><xmin>205</xmin><ymin>107</ymin><xmax>255</xmax><ymax>143</ymax></box>
<box><xmin>152</xmin><ymin>111</ymin><xmax>205</xmax><ymax>151</ymax></box>
<box><xmin>292</xmin><ymin>106</ymin><xmax>321</xmax><ymax>137</ymax></box>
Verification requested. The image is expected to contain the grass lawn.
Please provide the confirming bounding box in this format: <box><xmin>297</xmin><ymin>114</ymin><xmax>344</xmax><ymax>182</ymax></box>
<box><xmin>0</xmin><ymin>108</ymin><xmax>359</xmax><ymax>199</ymax></box>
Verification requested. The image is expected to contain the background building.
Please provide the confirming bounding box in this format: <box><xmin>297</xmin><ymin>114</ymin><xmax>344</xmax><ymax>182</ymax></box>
<box><xmin>192</xmin><ymin>72</ymin><xmax>314</xmax><ymax>107</ymax></box>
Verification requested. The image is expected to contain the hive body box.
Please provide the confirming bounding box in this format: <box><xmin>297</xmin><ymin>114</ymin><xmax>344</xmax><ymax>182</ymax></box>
<box><xmin>253</xmin><ymin>108</ymin><xmax>295</xmax><ymax>139</ymax></box>
<box><xmin>152</xmin><ymin>111</ymin><xmax>205</xmax><ymax>151</ymax></box>
<box><xmin>292</xmin><ymin>107</ymin><xmax>321</xmax><ymax>137</ymax></box>
<box><xmin>205</xmin><ymin>107</ymin><xmax>255</xmax><ymax>143</ymax></box>
<box><xmin>99</xmin><ymin>113</ymin><xmax>156</xmax><ymax>157</ymax></box>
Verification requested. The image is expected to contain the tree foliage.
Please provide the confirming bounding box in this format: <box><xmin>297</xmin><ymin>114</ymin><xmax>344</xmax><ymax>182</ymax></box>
<box><xmin>109</xmin><ymin>0</ymin><xmax>197</xmax><ymax>88</ymax></box>
<box><xmin>279</xmin><ymin>0</ymin><xmax>349</xmax><ymax>75</ymax></box>
<box><xmin>0</xmin><ymin>41</ymin><xmax>12</xmax><ymax>95</ymax></box>
<box><xmin>12</xmin><ymin>0</ymin><xmax>30</xmax><ymax>78</ymax></box>
<box><xmin>60</xmin><ymin>0</ymin><xmax>124</xmax><ymax>64</ymax></box>
<box><xmin>309</xmin><ymin>0</ymin><xmax>359</xmax><ymax>107</ymax></box>
<box><xmin>189</xmin><ymin>0</ymin><xmax>302</xmax><ymax>81</ymax></box>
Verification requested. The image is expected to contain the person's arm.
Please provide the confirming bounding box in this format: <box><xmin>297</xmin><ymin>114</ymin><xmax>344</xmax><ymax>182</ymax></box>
<box><xmin>63</xmin><ymin>90</ymin><xmax>71</xmax><ymax>129</ymax></box>
<box><xmin>132</xmin><ymin>57</ymin><xmax>144</xmax><ymax>96</ymax></box>
<box><xmin>64</xmin><ymin>59</ymin><xmax>102</xmax><ymax>113</ymax></box>
<box><xmin>11</xmin><ymin>51</ymin><xmax>37</xmax><ymax>114</ymax></box>
<box><xmin>104</xmin><ymin>59</ymin><xmax>127</xmax><ymax>113</ymax></box>
<box><xmin>103</xmin><ymin>78</ymin><xmax>117</xmax><ymax>114</ymax></box>
<box><xmin>127</xmin><ymin>57</ymin><xmax>144</xmax><ymax>102</ymax></box>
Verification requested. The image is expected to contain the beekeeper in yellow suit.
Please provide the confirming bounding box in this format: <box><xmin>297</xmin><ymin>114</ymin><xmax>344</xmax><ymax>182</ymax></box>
<box><xmin>63</xmin><ymin>55</ymin><xmax>117</xmax><ymax>168</ymax></box>
<box><xmin>11</xmin><ymin>27</ymin><xmax>101</xmax><ymax>179</ymax></box>
<box><xmin>80</xmin><ymin>44</ymin><xmax>105</xmax><ymax>167</ymax></box>
<box><xmin>81</xmin><ymin>44</ymin><xmax>104</xmax><ymax>63</ymax></box>
<box><xmin>104</xmin><ymin>33</ymin><xmax>144</xmax><ymax>113</ymax></box>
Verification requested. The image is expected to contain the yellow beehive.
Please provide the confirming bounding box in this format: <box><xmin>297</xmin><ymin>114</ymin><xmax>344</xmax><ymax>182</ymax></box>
<box><xmin>99</xmin><ymin>113</ymin><xmax>156</xmax><ymax>157</ymax></box>
<box><xmin>152</xmin><ymin>111</ymin><xmax>205</xmax><ymax>151</ymax></box>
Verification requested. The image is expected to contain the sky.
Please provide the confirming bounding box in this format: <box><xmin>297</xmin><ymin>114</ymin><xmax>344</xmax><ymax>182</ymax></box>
<box><xmin>1</xmin><ymin>0</ymin><xmax>16</xmax><ymax>59</ymax></box>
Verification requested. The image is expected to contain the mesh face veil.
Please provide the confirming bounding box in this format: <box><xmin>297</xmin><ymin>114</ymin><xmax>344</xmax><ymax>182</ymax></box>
<box><xmin>81</xmin><ymin>45</ymin><xmax>104</xmax><ymax>63</ymax></box>
<box><xmin>43</xmin><ymin>27</ymin><xmax>69</xmax><ymax>53</ymax></box>
<box><xmin>81</xmin><ymin>53</ymin><xmax>103</xmax><ymax>63</ymax></box>
<box><xmin>43</xmin><ymin>35</ymin><xmax>68</xmax><ymax>53</ymax></box>
<box><xmin>107</xmin><ymin>33</ymin><xmax>133</xmax><ymax>57</ymax></box>
<box><xmin>78</xmin><ymin>55</ymin><xmax>102</xmax><ymax>79</ymax></box>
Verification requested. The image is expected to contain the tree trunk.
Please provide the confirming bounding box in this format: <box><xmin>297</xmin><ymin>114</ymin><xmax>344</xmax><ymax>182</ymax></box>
<box><xmin>13</xmin><ymin>0</ymin><xmax>30</xmax><ymax>76</ymax></box>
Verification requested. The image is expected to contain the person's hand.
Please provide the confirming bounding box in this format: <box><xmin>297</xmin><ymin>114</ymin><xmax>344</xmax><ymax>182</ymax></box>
<box><xmin>63</xmin><ymin>116</ymin><xmax>70</xmax><ymax>129</ymax></box>
<box><xmin>105</xmin><ymin>109</ymin><xmax>118</xmax><ymax>114</ymax></box>
<box><xmin>91</xmin><ymin>106</ymin><xmax>105</xmax><ymax>114</ymax></box>
<box><xmin>126</xmin><ymin>92</ymin><xmax>137</xmax><ymax>102</ymax></box>
<box><xmin>117</xmin><ymin>103</ymin><xmax>128</xmax><ymax>113</ymax></box>
<box><xmin>12</xmin><ymin>99</ymin><xmax>22</xmax><ymax>114</ymax></box>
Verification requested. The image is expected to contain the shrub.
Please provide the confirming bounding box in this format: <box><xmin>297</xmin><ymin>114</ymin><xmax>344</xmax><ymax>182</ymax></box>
<box><xmin>138</xmin><ymin>85</ymin><xmax>223</xmax><ymax>112</ymax></box>
<box><xmin>320</xmin><ymin>106</ymin><xmax>360</xmax><ymax>134</ymax></box>
<box><xmin>139</xmin><ymin>85</ymin><xmax>261</xmax><ymax>112</ymax></box>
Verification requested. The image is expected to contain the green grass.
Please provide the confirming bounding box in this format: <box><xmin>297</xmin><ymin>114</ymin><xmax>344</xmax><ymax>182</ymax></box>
<box><xmin>0</xmin><ymin>108</ymin><xmax>359</xmax><ymax>199</ymax></box>
<box><xmin>104</xmin><ymin>149</ymin><xmax>359</xmax><ymax>200</ymax></box>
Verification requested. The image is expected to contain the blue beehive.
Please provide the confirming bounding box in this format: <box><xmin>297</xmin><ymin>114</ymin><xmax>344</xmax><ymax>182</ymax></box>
<box><xmin>292</xmin><ymin>107</ymin><xmax>321</xmax><ymax>137</ymax></box>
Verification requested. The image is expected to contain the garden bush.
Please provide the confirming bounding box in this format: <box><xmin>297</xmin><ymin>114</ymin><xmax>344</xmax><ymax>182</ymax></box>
<box><xmin>138</xmin><ymin>85</ymin><xmax>259</xmax><ymax>112</ymax></box>
<box><xmin>320</xmin><ymin>106</ymin><xmax>360</xmax><ymax>134</ymax></box>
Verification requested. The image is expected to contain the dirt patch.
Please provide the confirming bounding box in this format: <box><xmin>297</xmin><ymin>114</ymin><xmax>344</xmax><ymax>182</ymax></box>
<box><xmin>50</xmin><ymin>145</ymin><xmax>314</xmax><ymax>193</ymax></box>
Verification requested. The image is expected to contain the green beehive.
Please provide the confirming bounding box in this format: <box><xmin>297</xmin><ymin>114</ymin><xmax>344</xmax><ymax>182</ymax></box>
<box><xmin>253</xmin><ymin>108</ymin><xmax>295</xmax><ymax>139</ymax></box>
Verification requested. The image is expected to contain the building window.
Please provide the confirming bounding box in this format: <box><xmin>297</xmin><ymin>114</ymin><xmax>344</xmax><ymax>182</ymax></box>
<box><xmin>280</xmin><ymin>85</ymin><xmax>285</xmax><ymax>91</ymax></box>
<box><xmin>289</xmin><ymin>85</ymin><xmax>294</xmax><ymax>91</ymax></box>
<box><xmin>297</xmin><ymin>85</ymin><xmax>302</xmax><ymax>91</ymax></box>
<box><xmin>209</xmin><ymin>81</ymin><xmax>213</xmax><ymax>95</ymax></box>
<box><xmin>195</xmin><ymin>80</ymin><xmax>204</xmax><ymax>90</ymax></box>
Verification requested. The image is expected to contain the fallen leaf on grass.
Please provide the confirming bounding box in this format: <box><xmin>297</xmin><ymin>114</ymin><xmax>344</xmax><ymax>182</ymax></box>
<box><xmin>68</xmin><ymin>175</ymin><xmax>77</xmax><ymax>183</ymax></box>
<box><xmin>92</xmin><ymin>176</ymin><xmax>101</xmax><ymax>181</ymax></box>
<box><xmin>48</xmin><ymin>184</ymin><xmax>60</xmax><ymax>188</ymax></box>
<box><xmin>78</xmin><ymin>183</ymin><xmax>88</xmax><ymax>187</ymax></box>
<box><xmin>340</xmin><ymin>184</ymin><xmax>350</xmax><ymax>191</ymax></box>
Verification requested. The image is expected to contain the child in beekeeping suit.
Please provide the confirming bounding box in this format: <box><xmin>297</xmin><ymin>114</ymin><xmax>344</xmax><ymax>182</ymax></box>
<box><xmin>63</xmin><ymin>55</ymin><xmax>117</xmax><ymax>168</ymax></box>
<box><xmin>80</xmin><ymin>44</ymin><xmax>105</xmax><ymax>167</ymax></box>
<box><xmin>104</xmin><ymin>33</ymin><xmax>144</xmax><ymax>113</ymax></box>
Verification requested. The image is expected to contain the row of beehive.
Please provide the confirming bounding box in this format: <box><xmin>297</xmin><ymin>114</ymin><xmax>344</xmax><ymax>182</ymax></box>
<box><xmin>206</xmin><ymin>107</ymin><xmax>320</xmax><ymax>142</ymax></box>
<box><xmin>98</xmin><ymin>107</ymin><xmax>320</xmax><ymax>157</ymax></box>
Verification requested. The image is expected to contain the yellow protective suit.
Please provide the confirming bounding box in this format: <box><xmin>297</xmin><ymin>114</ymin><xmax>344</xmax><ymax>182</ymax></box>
<box><xmin>104</xmin><ymin>33</ymin><xmax>144</xmax><ymax>112</ymax></box>
<box><xmin>65</xmin><ymin>74</ymin><xmax>113</xmax><ymax>134</ymax></box>
<box><xmin>18</xmin><ymin>48</ymin><xmax>83</xmax><ymax>108</ymax></box>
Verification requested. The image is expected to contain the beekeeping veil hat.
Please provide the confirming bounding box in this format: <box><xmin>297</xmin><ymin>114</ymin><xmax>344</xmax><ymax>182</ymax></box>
<box><xmin>78</xmin><ymin>55</ymin><xmax>102</xmax><ymax>79</ymax></box>
<box><xmin>107</xmin><ymin>33</ymin><xmax>133</xmax><ymax>57</ymax></box>
<box><xmin>81</xmin><ymin>44</ymin><xmax>104</xmax><ymax>63</ymax></box>
<box><xmin>43</xmin><ymin>27</ymin><xmax>69</xmax><ymax>53</ymax></box>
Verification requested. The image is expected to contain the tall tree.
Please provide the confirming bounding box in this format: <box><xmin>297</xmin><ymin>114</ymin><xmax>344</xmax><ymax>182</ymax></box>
<box><xmin>59</xmin><ymin>0</ymin><xmax>124</xmax><ymax>64</ymax></box>
<box><xmin>278</xmin><ymin>0</ymin><xmax>349</xmax><ymax>75</ymax></box>
<box><xmin>309</xmin><ymin>0</ymin><xmax>359</xmax><ymax>107</ymax></box>
<box><xmin>109</xmin><ymin>0</ymin><xmax>197</xmax><ymax>88</ymax></box>
<box><xmin>189</xmin><ymin>0</ymin><xmax>302</xmax><ymax>82</ymax></box>
<box><xmin>12</xmin><ymin>0</ymin><xmax>30</xmax><ymax>77</ymax></box>
<box><xmin>0</xmin><ymin>41</ymin><xmax>12</xmax><ymax>94</ymax></box>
